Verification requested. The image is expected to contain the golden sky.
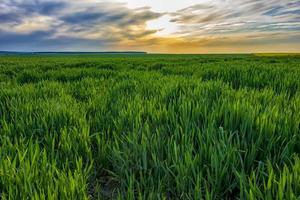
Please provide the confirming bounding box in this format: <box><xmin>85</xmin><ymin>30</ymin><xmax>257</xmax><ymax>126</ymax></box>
<box><xmin>0</xmin><ymin>0</ymin><xmax>299</xmax><ymax>53</ymax></box>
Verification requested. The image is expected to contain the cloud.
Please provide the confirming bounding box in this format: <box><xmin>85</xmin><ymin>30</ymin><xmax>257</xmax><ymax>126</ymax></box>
<box><xmin>0</xmin><ymin>0</ymin><xmax>164</xmax><ymax>51</ymax></box>
<box><xmin>114</xmin><ymin>31</ymin><xmax>300</xmax><ymax>53</ymax></box>
<box><xmin>0</xmin><ymin>29</ymin><xmax>108</xmax><ymax>51</ymax></box>
<box><xmin>0</xmin><ymin>0</ymin><xmax>66</xmax><ymax>23</ymax></box>
<box><xmin>0</xmin><ymin>0</ymin><xmax>299</xmax><ymax>52</ymax></box>
<box><xmin>169</xmin><ymin>0</ymin><xmax>300</xmax><ymax>36</ymax></box>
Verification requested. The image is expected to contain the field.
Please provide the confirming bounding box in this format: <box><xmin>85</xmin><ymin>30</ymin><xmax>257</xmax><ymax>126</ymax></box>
<box><xmin>254</xmin><ymin>53</ymin><xmax>300</xmax><ymax>57</ymax></box>
<box><xmin>0</xmin><ymin>54</ymin><xmax>300</xmax><ymax>199</ymax></box>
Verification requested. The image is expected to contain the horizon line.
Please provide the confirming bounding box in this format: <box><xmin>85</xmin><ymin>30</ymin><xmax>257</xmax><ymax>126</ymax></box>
<box><xmin>0</xmin><ymin>51</ymin><xmax>300</xmax><ymax>55</ymax></box>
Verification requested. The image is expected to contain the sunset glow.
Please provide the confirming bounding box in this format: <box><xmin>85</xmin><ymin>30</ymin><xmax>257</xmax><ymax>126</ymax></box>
<box><xmin>1</xmin><ymin>0</ymin><xmax>299</xmax><ymax>53</ymax></box>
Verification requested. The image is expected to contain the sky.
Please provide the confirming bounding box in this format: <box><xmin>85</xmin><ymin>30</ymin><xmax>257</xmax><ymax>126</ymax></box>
<box><xmin>0</xmin><ymin>0</ymin><xmax>299</xmax><ymax>53</ymax></box>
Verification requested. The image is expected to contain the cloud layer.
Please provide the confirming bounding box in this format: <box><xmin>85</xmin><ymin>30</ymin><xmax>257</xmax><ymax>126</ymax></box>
<box><xmin>0</xmin><ymin>0</ymin><xmax>299</xmax><ymax>52</ymax></box>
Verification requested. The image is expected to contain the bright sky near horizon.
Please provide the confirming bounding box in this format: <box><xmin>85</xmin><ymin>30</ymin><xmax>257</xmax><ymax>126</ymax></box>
<box><xmin>0</xmin><ymin>0</ymin><xmax>299</xmax><ymax>53</ymax></box>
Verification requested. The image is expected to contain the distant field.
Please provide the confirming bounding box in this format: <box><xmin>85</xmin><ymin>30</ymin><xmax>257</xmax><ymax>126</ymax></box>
<box><xmin>254</xmin><ymin>53</ymin><xmax>300</xmax><ymax>57</ymax></box>
<box><xmin>0</xmin><ymin>54</ymin><xmax>300</xmax><ymax>199</ymax></box>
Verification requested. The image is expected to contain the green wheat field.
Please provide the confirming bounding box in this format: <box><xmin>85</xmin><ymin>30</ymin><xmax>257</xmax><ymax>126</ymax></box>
<box><xmin>0</xmin><ymin>54</ymin><xmax>300</xmax><ymax>199</ymax></box>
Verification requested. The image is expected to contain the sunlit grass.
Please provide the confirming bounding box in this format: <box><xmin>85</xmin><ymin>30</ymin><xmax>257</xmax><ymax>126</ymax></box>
<box><xmin>0</xmin><ymin>54</ymin><xmax>300</xmax><ymax>199</ymax></box>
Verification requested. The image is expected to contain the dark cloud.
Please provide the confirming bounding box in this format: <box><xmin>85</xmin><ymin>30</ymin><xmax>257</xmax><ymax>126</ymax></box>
<box><xmin>0</xmin><ymin>0</ymin><xmax>66</xmax><ymax>26</ymax></box>
<box><xmin>0</xmin><ymin>30</ymin><xmax>51</xmax><ymax>44</ymax></box>
<box><xmin>0</xmin><ymin>30</ymin><xmax>108</xmax><ymax>51</ymax></box>
<box><xmin>0</xmin><ymin>0</ymin><xmax>163</xmax><ymax>51</ymax></box>
<box><xmin>36</xmin><ymin>1</ymin><xmax>67</xmax><ymax>15</ymax></box>
<box><xmin>61</xmin><ymin>11</ymin><xmax>114</xmax><ymax>24</ymax></box>
<box><xmin>263</xmin><ymin>6</ymin><xmax>285</xmax><ymax>16</ymax></box>
<box><xmin>60</xmin><ymin>4</ymin><xmax>162</xmax><ymax>27</ymax></box>
<box><xmin>56</xmin><ymin>3</ymin><xmax>163</xmax><ymax>43</ymax></box>
<box><xmin>1</xmin><ymin>0</ymin><xmax>66</xmax><ymax>16</ymax></box>
<box><xmin>0</xmin><ymin>13</ymin><xmax>21</xmax><ymax>23</ymax></box>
